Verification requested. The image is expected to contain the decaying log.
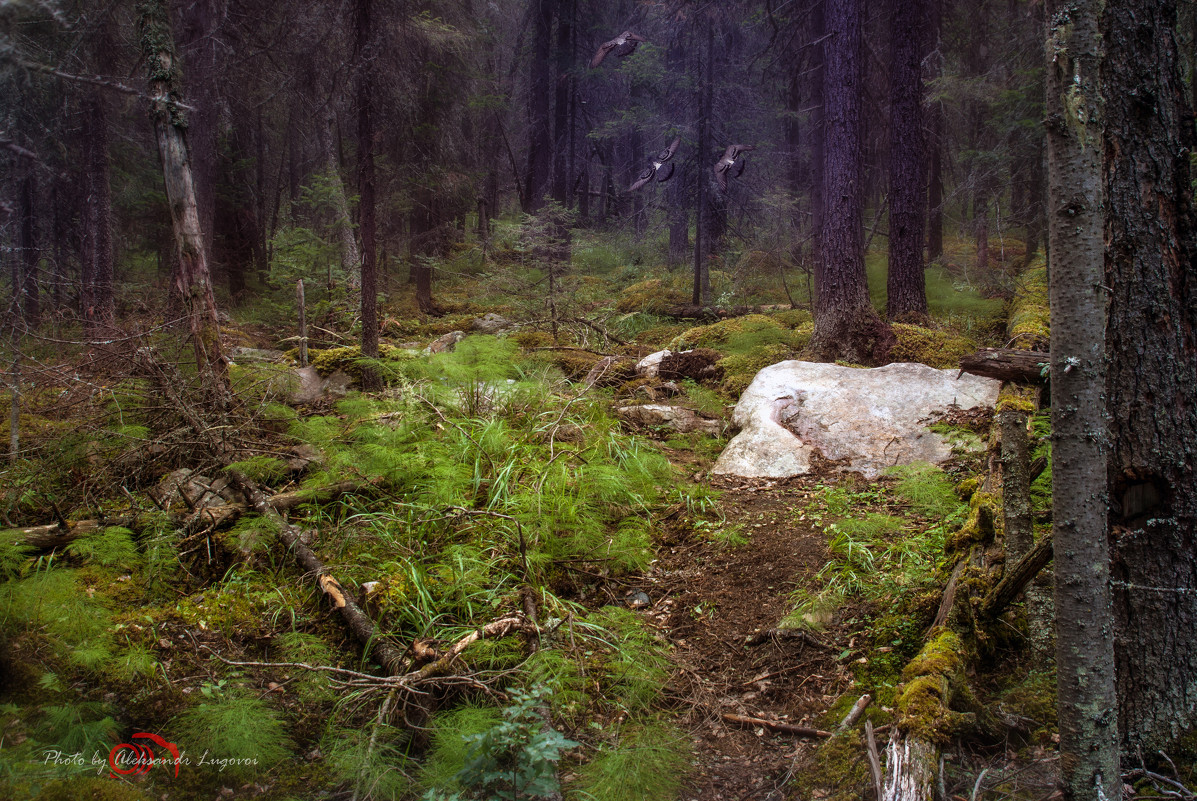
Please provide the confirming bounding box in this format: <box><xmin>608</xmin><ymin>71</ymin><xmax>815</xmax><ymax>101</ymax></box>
<box><xmin>226</xmin><ymin>469</ymin><xmax>407</xmax><ymax>675</ymax></box>
<box><xmin>8</xmin><ymin>519</ymin><xmax>104</xmax><ymax>550</ymax></box>
<box><xmin>721</xmin><ymin>713</ymin><xmax>832</xmax><ymax>739</ymax></box>
<box><xmin>958</xmin><ymin>348</ymin><xmax>1050</xmax><ymax>384</ymax></box>
<box><xmin>980</xmin><ymin>531</ymin><xmax>1054</xmax><ymax>620</ymax></box>
<box><xmin>881</xmin><ymin>735</ymin><xmax>938</xmax><ymax>801</ymax></box>
<box><xmin>181</xmin><ymin>478</ymin><xmax>373</xmax><ymax>535</ymax></box>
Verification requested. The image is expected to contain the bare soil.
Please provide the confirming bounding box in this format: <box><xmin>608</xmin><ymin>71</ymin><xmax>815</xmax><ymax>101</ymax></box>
<box><xmin>627</xmin><ymin>475</ymin><xmax>859</xmax><ymax>801</ymax></box>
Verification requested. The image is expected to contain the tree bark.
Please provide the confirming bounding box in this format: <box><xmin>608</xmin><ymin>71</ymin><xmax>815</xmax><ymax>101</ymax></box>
<box><xmin>354</xmin><ymin>0</ymin><xmax>380</xmax><ymax>392</ymax></box>
<box><xmin>81</xmin><ymin>88</ymin><xmax>114</xmax><ymax>332</ymax></box>
<box><xmin>1045</xmin><ymin>2</ymin><xmax>1121</xmax><ymax>798</ymax></box>
<box><xmin>523</xmin><ymin>0</ymin><xmax>553</xmax><ymax>212</ymax></box>
<box><xmin>139</xmin><ymin>0</ymin><xmax>229</xmax><ymax>403</ymax></box>
<box><xmin>17</xmin><ymin>172</ymin><xmax>39</xmax><ymax>328</ymax></box>
<box><xmin>811</xmin><ymin>0</ymin><xmax>892</xmax><ymax>364</ymax></box>
<box><xmin>924</xmin><ymin>0</ymin><xmax>944</xmax><ymax>263</ymax></box>
<box><xmin>958</xmin><ymin>348</ymin><xmax>1049</xmax><ymax>384</ymax></box>
<box><xmin>319</xmin><ymin>107</ymin><xmax>361</xmax><ymax>290</ymax></box>
<box><xmin>1102</xmin><ymin>0</ymin><xmax>1197</xmax><ymax>755</ymax></box>
<box><xmin>885</xmin><ymin>0</ymin><xmax>929</xmax><ymax>321</ymax></box>
<box><xmin>999</xmin><ymin>408</ymin><xmax>1034</xmax><ymax>560</ymax></box>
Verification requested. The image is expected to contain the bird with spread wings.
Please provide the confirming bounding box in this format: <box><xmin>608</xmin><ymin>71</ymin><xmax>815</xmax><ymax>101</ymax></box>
<box><xmin>713</xmin><ymin>144</ymin><xmax>755</xmax><ymax>192</ymax></box>
<box><xmin>590</xmin><ymin>31</ymin><xmax>647</xmax><ymax>68</ymax></box>
<box><xmin>629</xmin><ymin>137</ymin><xmax>681</xmax><ymax>191</ymax></box>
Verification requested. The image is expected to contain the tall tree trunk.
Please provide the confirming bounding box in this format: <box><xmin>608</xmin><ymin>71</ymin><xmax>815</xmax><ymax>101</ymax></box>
<box><xmin>692</xmin><ymin>19</ymin><xmax>714</xmax><ymax>306</ymax></box>
<box><xmin>1103</xmin><ymin>0</ymin><xmax>1197</xmax><ymax>755</ymax></box>
<box><xmin>1044</xmin><ymin>2</ymin><xmax>1120</xmax><ymax>799</ymax></box>
<box><xmin>885</xmin><ymin>0</ymin><xmax>929</xmax><ymax>321</ymax></box>
<box><xmin>18</xmin><ymin>173</ymin><xmax>40</xmax><ymax>328</ymax></box>
<box><xmin>925</xmin><ymin>0</ymin><xmax>944</xmax><ymax>263</ymax></box>
<box><xmin>811</xmin><ymin>0</ymin><xmax>891</xmax><ymax>364</ymax></box>
<box><xmin>174</xmin><ymin>0</ymin><xmax>221</xmax><ymax>279</ymax></box>
<box><xmin>319</xmin><ymin>107</ymin><xmax>361</xmax><ymax>290</ymax></box>
<box><xmin>139</xmin><ymin>0</ymin><xmax>229</xmax><ymax>402</ymax></box>
<box><xmin>551</xmin><ymin>0</ymin><xmax>572</xmax><ymax>205</ymax></box>
<box><xmin>355</xmin><ymin>0</ymin><xmax>380</xmax><ymax>391</ymax></box>
<box><xmin>81</xmin><ymin>91</ymin><xmax>114</xmax><ymax>332</ymax></box>
<box><xmin>524</xmin><ymin>0</ymin><xmax>553</xmax><ymax>212</ymax></box>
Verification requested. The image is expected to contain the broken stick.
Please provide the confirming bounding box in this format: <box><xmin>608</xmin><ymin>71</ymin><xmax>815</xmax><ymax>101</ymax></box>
<box><xmin>721</xmin><ymin>713</ymin><xmax>831</xmax><ymax>739</ymax></box>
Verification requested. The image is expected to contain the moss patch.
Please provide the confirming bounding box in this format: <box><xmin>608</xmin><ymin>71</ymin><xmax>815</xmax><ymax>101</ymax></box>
<box><xmin>616</xmin><ymin>279</ymin><xmax>688</xmax><ymax>314</ymax></box>
<box><xmin>1007</xmin><ymin>260</ymin><xmax>1049</xmax><ymax>349</ymax></box>
<box><xmin>896</xmin><ymin>630</ymin><xmax>972</xmax><ymax>743</ymax></box>
<box><xmin>889</xmin><ymin>324</ymin><xmax>977</xmax><ymax>369</ymax></box>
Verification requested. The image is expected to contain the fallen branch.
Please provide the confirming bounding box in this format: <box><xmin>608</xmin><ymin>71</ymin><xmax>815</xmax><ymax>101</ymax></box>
<box><xmin>979</xmin><ymin>531</ymin><xmax>1054</xmax><ymax>620</ymax></box>
<box><xmin>837</xmin><ymin>693</ymin><xmax>873</xmax><ymax>732</ymax></box>
<box><xmin>180</xmin><ymin>478</ymin><xmax>374</xmax><ymax>535</ymax></box>
<box><xmin>721</xmin><ymin>713</ymin><xmax>831</xmax><ymax>739</ymax></box>
<box><xmin>226</xmin><ymin>469</ymin><xmax>407</xmax><ymax>675</ymax></box>
<box><xmin>9</xmin><ymin>519</ymin><xmax>104</xmax><ymax>550</ymax></box>
<box><xmin>865</xmin><ymin>721</ymin><xmax>884</xmax><ymax>800</ymax></box>
<box><xmin>407</xmin><ymin>616</ymin><xmax>532</xmax><ymax>681</ymax></box>
<box><xmin>746</xmin><ymin>628</ymin><xmax>835</xmax><ymax>651</ymax></box>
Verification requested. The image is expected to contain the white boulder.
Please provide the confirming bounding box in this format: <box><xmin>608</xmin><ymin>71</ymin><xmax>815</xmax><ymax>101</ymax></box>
<box><xmin>712</xmin><ymin>361</ymin><xmax>1001</xmax><ymax>480</ymax></box>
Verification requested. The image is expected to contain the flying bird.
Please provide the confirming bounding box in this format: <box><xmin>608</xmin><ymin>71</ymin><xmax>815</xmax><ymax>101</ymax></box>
<box><xmin>590</xmin><ymin>31</ymin><xmax>647</xmax><ymax>68</ymax></box>
<box><xmin>713</xmin><ymin>144</ymin><xmax>755</xmax><ymax>192</ymax></box>
<box><xmin>629</xmin><ymin>137</ymin><xmax>681</xmax><ymax>191</ymax></box>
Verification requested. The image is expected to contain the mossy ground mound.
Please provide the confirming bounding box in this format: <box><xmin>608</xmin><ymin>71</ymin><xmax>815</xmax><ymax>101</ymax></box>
<box><xmin>889</xmin><ymin>323</ymin><xmax>977</xmax><ymax>369</ymax></box>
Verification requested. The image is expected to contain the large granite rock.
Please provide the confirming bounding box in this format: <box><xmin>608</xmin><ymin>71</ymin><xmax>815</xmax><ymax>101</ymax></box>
<box><xmin>712</xmin><ymin>361</ymin><xmax>1001</xmax><ymax>480</ymax></box>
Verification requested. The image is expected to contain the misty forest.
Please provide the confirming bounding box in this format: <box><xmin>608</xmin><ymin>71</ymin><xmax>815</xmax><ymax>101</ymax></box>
<box><xmin>1</xmin><ymin>0</ymin><xmax>1196</xmax><ymax>799</ymax></box>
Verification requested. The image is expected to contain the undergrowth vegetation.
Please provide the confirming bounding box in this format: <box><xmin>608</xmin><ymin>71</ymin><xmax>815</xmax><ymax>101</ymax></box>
<box><xmin>0</xmin><ymin>219</ymin><xmax>1033</xmax><ymax>800</ymax></box>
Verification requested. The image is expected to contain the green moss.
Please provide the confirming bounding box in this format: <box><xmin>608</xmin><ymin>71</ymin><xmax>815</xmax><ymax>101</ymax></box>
<box><xmin>947</xmin><ymin>492</ymin><xmax>1001</xmax><ymax>551</ymax></box>
<box><xmin>889</xmin><ymin>323</ymin><xmax>977</xmax><ymax>369</ymax></box>
<box><xmin>996</xmin><ymin>385</ymin><xmax>1038</xmax><ymax>414</ymax></box>
<box><xmin>616</xmin><ymin>279</ymin><xmax>687</xmax><ymax>314</ymax></box>
<box><xmin>792</xmin><ymin>730</ymin><xmax>872</xmax><ymax>801</ymax></box>
<box><xmin>995</xmin><ymin>669</ymin><xmax>1057</xmax><ymax>745</ymax></box>
<box><xmin>716</xmin><ymin>343</ymin><xmax>795</xmax><ymax>397</ymax></box>
<box><xmin>34</xmin><ymin>777</ymin><xmax>151</xmax><ymax>801</ymax></box>
<box><xmin>771</xmin><ymin>308</ymin><xmax>813</xmax><ymax>327</ymax></box>
<box><xmin>1007</xmin><ymin>261</ymin><xmax>1049</xmax><ymax>349</ymax></box>
<box><xmin>669</xmin><ymin>314</ymin><xmax>806</xmax><ymax>355</ymax></box>
<box><xmin>512</xmin><ymin>330</ymin><xmax>554</xmax><ymax>349</ymax></box>
<box><xmin>956</xmin><ymin>477</ymin><xmax>980</xmax><ymax>501</ymax></box>
<box><xmin>896</xmin><ymin>631</ymin><xmax>972</xmax><ymax>743</ymax></box>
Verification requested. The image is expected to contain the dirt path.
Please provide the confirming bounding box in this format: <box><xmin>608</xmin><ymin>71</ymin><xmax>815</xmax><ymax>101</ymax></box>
<box><xmin>629</xmin><ymin>476</ymin><xmax>856</xmax><ymax>800</ymax></box>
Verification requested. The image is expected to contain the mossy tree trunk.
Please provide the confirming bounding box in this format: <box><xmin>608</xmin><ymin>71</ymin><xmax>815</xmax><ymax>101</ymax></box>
<box><xmin>1045</xmin><ymin>1</ymin><xmax>1121</xmax><ymax>798</ymax></box>
<box><xmin>1103</xmin><ymin>0</ymin><xmax>1197</xmax><ymax>755</ymax></box>
<box><xmin>139</xmin><ymin>0</ymin><xmax>229</xmax><ymax>405</ymax></box>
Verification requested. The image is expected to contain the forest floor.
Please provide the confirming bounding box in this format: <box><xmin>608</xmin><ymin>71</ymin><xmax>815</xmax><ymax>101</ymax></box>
<box><xmin>601</xmin><ymin>467</ymin><xmax>868</xmax><ymax>801</ymax></box>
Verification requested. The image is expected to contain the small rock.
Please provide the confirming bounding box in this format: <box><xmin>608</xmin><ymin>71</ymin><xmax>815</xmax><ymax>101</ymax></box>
<box><xmin>614</xmin><ymin>404</ymin><xmax>723</xmax><ymax>436</ymax></box>
<box><xmin>471</xmin><ymin>313</ymin><xmax>513</xmax><ymax>334</ymax></box>
<box><xmin>426</xmin><ymin>331</ymin><xmax>466</xmax><ymax>354</ymax></box>
<box><xmin>228</xmin><ymin>346</ymin><xmax>287</xmax><ymax>364</ymax></box>
<box><xmin>625</xmin><ymin>591</ymin><xmax>651</xmax><ymax>608</ymax></box>
<box><xmin>635</xmin><ymin>349</ymin><xmax>672</xmax><ymax>378</ymax></box>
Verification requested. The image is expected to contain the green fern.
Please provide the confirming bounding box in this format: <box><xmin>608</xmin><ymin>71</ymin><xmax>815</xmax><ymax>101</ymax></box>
<box><xmin>66</xmin><ymin>527</ymin><xmax>141</xmax><ymax>570</ymax></box>
<box><xmin>172</xmin><ymin>693</ymin><xmax>294</xmax><ymax>780</ymax></box>
<box><xmin>567</xmin><ymin>720</ymin><xmax>690</xmax><ymax>801</ymax></box>
<box><xmin>419</xmin><ymin>704</ymin><xmax>504</xmax><ymax>793</ymax></box>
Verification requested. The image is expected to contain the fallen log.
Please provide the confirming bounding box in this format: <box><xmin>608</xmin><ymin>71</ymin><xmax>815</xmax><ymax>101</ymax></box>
<box><xmin>721</xmin><ymin>713</ymin><xmax>832</xmax><ymax>739</ymax></box>
<box><xmin>8</xmin><ymin>519</ymin><xmax>104</xmax><ymax>550</ymax></box>
<box><xmin>181</xmin><ymin>478</ymin><xmax>373</xmax><ymax>535</ymax></box>
<box><xmin>958</xmin><ymin>348</ymin><xmax>1050</xmax><ymax>384</ymax></box>
<box><xmin>226</xmin><ymin>469</ymin><xmax>407</xmax><ymax>675</ymax></box>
